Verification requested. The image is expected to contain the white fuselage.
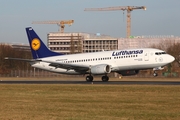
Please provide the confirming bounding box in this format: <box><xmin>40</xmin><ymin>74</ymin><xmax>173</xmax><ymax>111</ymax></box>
<box><xmin>31</xmin><ymin>48</ymin><xmax>174</xmax><ymax>75</ymax></box>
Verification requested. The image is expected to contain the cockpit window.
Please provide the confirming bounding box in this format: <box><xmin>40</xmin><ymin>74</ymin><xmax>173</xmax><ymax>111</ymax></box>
<box><xmin>155</xmin><ymin>52</ymin><xmax>166</xmax><ymax>55</ymax></box>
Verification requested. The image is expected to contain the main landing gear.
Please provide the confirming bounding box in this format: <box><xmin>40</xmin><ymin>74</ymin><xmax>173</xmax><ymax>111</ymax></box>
<box><xmin>86</xmin><ymin>75</ymin><xmax>93</xmax><ymax>82</ymax></box>
<box><xmin>101</xmin><ymin>76</ymin><xmax>109</xmax><ymax>82</ymax></box>
<box><xmin>86</xmin><ymin>75</ymin><xmax>109</xmax><ymax>82</ymax></box>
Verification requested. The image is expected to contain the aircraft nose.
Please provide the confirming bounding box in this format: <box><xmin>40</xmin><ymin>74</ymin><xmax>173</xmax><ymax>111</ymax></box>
<box><xmin>168</xmin><ymin>55</ymin><xmax>175</xmax><ymax>63</ymax></box>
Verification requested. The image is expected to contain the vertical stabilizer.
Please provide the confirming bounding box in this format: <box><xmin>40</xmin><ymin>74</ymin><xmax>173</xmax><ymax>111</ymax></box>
<box><xmin>26</xmin><ymin>27</ymin><xmax>63</xmax><ymax>59</ymax></box>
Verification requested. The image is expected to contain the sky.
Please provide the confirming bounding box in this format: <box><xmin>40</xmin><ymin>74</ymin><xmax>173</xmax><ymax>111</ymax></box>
<box><xmin>0</xmin><ymin>0</ymin><xmax>180</xmax><ymax>44</ymax></box>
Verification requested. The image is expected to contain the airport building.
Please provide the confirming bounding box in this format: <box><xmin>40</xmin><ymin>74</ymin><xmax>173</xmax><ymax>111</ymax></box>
<box><xmin>4</xmin><ymin>35</ymin><xmax>180</xmax><ymax>54</ymax></box>
<box><xmin>0</xmin><ymin>43</ymin><xmax>30</xmax><ymax>51</ymax></box>
<box><xmin>118</xmin><ymin>35</ymin><xmax>180</xmax><ymax>50</ymax></box>
<box><xmin>47</xmin><ymin>31</ymin><xmax>180</xmax><ymax>55</ymax></box>
<box><xmin>47</xmin><ymin>32</ymin><xmax>118</xmax><ymax>54</ymax></box>
<box><xmin>11</xmin><ymin>44</ymin><xmax>30</xmax><ymax>51</ymax></box>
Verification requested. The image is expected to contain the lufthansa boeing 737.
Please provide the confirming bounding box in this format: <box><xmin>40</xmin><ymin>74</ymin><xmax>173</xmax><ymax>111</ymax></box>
<box><xmin>5</xmin><ymin>27</ymin><xmax>175</xmax><ymax>81</ymax></box>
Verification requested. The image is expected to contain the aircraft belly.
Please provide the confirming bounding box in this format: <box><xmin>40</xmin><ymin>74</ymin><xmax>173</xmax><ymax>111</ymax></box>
<box><xmin>113</xmin><ymin>59</ymin><xmax>168</xmax><ymax>71</ymax></box>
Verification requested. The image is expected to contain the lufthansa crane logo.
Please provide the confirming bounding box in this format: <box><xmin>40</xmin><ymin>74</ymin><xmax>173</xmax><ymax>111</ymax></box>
<box><xmin>31</xmin><ymin>38</ymin><xmax>41</xmax><ymax>51</ymax></box>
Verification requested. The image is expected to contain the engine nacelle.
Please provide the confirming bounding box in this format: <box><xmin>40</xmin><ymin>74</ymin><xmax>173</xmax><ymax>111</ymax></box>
<box><xmin>117</xmin><ymin>70</ymin><xmax>139</xmax><ymax>76</ymax></box>
<box><xmin>91</xmin><ymin>64</ymin><xmax>111</xmax><ymax>75</ymax></box>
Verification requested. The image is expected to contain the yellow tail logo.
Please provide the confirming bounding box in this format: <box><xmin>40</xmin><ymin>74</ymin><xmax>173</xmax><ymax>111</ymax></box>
<box><xmin>31</xmin><ymin>38</ymin><xmax>41</xmax><ymax>51</ymax></box>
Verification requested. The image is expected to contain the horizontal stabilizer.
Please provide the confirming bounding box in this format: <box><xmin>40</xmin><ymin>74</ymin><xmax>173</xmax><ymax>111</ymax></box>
<box><xmin>4</xmin><ymin>57</ymin><xmax>41</xmax><ymax>62</ymax></box>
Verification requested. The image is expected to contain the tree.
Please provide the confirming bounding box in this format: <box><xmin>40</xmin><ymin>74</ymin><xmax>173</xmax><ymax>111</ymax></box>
<box><xmin>0</xmin><ymin>44</ymin><xmax>32</xmax><ymax>74</ymax></box>
<box><xmin>166</xmin><ymin>43</ymin><xmax>180</xmax><ymax>67</ymax></box>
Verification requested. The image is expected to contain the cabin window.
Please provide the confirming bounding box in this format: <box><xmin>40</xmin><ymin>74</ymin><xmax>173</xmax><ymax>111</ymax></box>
<box><xmin>155</xmin><ymin>52</ymin><xmax>160</xmax><ymax>55</ymax></box>
<box><xmin>155</xmin><ymin>52</ymin><xmax>166</xmax><ymax>55</ymax></box>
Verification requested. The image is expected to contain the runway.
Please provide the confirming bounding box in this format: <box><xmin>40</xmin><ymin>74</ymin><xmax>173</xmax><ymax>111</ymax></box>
<box><xmin>1</xmin><ymin>80</ymin><xmax>180</xmax><ymax>85</ymax></box>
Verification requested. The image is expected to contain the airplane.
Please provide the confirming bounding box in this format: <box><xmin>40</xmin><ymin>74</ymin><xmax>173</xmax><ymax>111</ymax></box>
<box><xmin>5</xmin><ymin>27</ymin><xmax>175</xmax><ymax>82</ymax></box>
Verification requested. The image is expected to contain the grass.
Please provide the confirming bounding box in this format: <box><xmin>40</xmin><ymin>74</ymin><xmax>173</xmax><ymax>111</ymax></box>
<box><xmin>0</xmin><ymin>84</ymin><xmax>180</xmax><ymax>120</ymax></box>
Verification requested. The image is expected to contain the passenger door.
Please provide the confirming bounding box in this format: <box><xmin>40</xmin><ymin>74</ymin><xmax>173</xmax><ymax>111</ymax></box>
<box><xmin>144</xmin><ymin>52</ymin><xmax>149</xmax><ymax>61</ymax></box>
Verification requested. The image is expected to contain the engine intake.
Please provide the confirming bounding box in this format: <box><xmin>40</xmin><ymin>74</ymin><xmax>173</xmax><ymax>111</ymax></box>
<box><xmin>91</xmin><ymin>64</ymin><xmax>111</xmax><ymax>75</ymax></box>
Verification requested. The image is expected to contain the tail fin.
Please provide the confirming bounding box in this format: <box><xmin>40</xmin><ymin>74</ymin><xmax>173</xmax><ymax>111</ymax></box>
<box><xmin>26</xmin><ymin>27</ymin><xmax>63</xmax><ymax>59</ymax></box>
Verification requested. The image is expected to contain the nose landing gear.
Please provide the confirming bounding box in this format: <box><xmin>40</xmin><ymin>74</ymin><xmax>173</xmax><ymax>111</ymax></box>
<box><xmin>153</xmin><ymin>71</ymin><xmax>158</xmax><ymax>77</ymax></box>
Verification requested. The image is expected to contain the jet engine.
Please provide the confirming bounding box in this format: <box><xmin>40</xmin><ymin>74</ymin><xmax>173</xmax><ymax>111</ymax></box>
<box><xmin>117</xmin><ymin>70</ymin><xmax>139</xmax><ymax>76</ymax></box>
<box><xmin>91</xmin><ymin>64</ymin><xmax>111</xmax><ymax>75</ymax></box>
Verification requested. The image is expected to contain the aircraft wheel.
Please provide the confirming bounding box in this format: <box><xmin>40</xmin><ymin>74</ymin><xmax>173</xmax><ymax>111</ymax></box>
<box><xmin>102</xmin><ymin>76</ymin><xmax>109</xmax><ymax>82</ymax></box>
<box><xmin>86</xmin><ymin>76</ymin><xmax>93</xmax><ymax>82</ymax></box>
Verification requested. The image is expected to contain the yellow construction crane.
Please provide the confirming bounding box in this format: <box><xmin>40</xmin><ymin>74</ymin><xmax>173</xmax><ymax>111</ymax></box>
<box><xmin>84</xmin><ymin>6</ymin><xmax>146</xmax><ymax>38</ymax></box>
<box><xmin>32</xmin><ymin>20</ymin><xmax>74</xmax><ymax>33</ymax></box>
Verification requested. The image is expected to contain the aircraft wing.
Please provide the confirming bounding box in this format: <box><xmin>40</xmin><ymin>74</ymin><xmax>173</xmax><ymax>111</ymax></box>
<box><xmin>5</xmin><ymin>57</ymin><xmax>90</xmax><ymax>72</ymax></box>
<box><xmin>41</xmin><ymin>60</ymin><xmax>90</xmax><ymax>71</ymax></box>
